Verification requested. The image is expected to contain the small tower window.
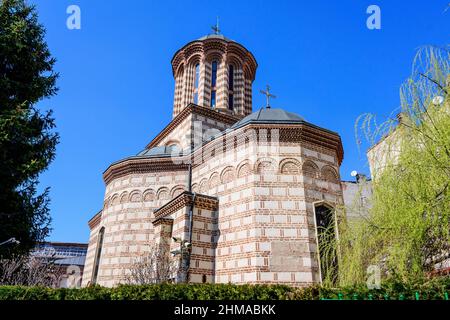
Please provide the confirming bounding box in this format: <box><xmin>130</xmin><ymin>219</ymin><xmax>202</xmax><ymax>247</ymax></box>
<box><xmin>228</xmin><ymin>65</ymin><xmax>234</xmax><ymax>89</ymax></box>
<box><xmin>210</xmin><ymin>61</ymin><xmax>218</xmax><ymax>108</ymax></box>
<box><xmin>211</xmin><ymin>90</ymin><xmax>216</xmax><ymax>108</ymax></box>
<box><xmin>228</xmin><ymin>94</ymin><xmax>234</xmax><ymax>110</ymax></box>
<box><xmin>211</xmin><ymin>61</ymin><xmax>218</xmax><ymax>87</ymax></box>
<box><xmin>193</xmin><ymin>63</ymin><xmax>200</xmax><ymax>104</ymax></box>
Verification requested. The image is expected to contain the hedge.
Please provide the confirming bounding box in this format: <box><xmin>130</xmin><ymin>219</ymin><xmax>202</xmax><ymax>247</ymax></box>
<box><xmin>0</xmin><ymin>277</ymin><xmax>449</xmax><ymax>300</ymax></box>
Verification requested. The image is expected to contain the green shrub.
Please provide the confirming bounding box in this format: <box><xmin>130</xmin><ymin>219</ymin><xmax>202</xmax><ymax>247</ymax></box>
<box><xmin>0</xmin><ymin>277</ymin><xmax>448</xmax><ymax>300</ymax></box>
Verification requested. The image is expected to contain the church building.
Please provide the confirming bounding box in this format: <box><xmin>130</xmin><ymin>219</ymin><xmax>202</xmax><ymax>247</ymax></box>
<box><xmin>82</xmin><ymin>30</ymin><xmax>345</xmax><ymax>287</ymax></box>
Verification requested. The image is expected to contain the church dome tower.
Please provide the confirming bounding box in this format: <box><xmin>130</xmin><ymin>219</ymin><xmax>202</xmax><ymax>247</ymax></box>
<box><xmin>171</xmin><ymin>32</ymin><xmax>257</xmax><ymax>119</ymax></box>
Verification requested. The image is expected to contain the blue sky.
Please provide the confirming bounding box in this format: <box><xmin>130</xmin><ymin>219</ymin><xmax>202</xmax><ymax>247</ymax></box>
<box><xmin>30</xmin><ymin>0</ymin><xmax>449</xmax><ymax>243</ymax></box>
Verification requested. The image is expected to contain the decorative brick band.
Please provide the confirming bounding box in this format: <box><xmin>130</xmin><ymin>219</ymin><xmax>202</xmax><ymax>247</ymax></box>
<box><xmin>103</xmin><ymin>122</ymin><xmax>343</xmax><ymax>185</ymax></box>
<box><xmin>194</xmin><ymin>123</ymin><xmax>344</xmax><ymax>165</ymax></box>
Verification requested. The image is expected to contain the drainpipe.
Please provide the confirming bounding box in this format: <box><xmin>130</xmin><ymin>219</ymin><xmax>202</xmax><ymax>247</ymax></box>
<box><xmin>183</xmin><ymin>162</ymin><xmax>196</xmax><ymax>283</ymax></box>
<box><xmin>185</xmin><ymin>192</ymin><xmax>196</xmax><ymax>282</ymax></box>
<box><xmin>187</xmin><ymin>163</ymin><xmax>194</xmax><ymax>247</ymax></box>
<box><xmin>184</xmin><ymin>133</ymin><xmax>197</xmax><ymax>282</ymax></box>
<box><xmin>188</xmin><ymin>163</ymin><xmax>192</xmax><ymax>193</ymax></box>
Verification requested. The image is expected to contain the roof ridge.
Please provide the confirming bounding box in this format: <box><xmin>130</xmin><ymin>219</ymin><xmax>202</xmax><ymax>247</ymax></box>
<box><xmin>256</xmin><ymin>107</ymin><xmax>264</xmax><ymax>120</ymax></box>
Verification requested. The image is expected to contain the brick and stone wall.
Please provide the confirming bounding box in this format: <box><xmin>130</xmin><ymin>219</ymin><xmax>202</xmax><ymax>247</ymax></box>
<box><xmin>83</xmin><ymin>121</ymin><xmax>344</xmax><ymax>287</ymax></box>
<box><xmin>146</xmin><ymin>104</ymin><xmax>240</xmax><ymax>152</ymax></box>
<box><xmin>153</xmin><ymin>192</ymin><xmax>219</xmax><ymax>284</ymax></box>
<box><xmin>82</xmin><ymin>170</ymin><xmax>188</xmax><ymax>287</ymax></box>
<box><xmin>189</xmin><ymin>124</ymin><xmax>343</xmax><ymax>286</ymax></box>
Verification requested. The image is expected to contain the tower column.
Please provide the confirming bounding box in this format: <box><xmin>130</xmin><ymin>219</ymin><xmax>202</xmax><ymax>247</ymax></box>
<box><xmin>216</xmin><ymin>52</ymin><xmax>228</xmax><ymax>112</ymax></box>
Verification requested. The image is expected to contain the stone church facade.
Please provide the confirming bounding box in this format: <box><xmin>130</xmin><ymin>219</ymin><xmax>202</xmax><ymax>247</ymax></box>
<box><xmin>82</xmin><ymin>33</ymin><xmax>344</xmax><ymax>287</ymax></box>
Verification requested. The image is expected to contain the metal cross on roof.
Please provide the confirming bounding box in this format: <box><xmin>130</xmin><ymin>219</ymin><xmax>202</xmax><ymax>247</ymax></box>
<box><xmin>260</xmin><ymin>85</ymin><xmax>276</xmax><ymax>109</ymax></box>
<box><xmin>211</xmin><ymin>17</ymin><xmax>220</xmax><ymax>34</ymax></box>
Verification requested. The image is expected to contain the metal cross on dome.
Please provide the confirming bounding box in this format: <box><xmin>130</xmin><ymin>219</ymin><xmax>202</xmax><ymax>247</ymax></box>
<box><xmin>260</xmin><ymin>85</ymin><xmax>276</xmax><ymax>109</ymax></box>
<box><xmin>211</xmin><ymin>17</ymin><xmax>220</xmax><ymax>34</ymax></box>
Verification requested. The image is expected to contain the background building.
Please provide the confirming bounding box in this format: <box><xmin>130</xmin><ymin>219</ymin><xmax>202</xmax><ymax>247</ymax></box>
<box><xmin>32</xmin><ymin>242</ymin><xmax>87</xmax><ymax>288</ymax></box>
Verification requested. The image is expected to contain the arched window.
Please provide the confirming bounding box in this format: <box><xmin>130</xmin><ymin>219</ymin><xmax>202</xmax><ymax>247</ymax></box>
<box><xmin>314</xmin><ymin>205</ymin><xmax>338</xmax><ymax>284</ymax></box>
<box><xmin>91</xmin><ymin>227</ymin><xmax>105</xmax><ymax>284</ymax></box>
<box><xmin>228</xmin><ymin>64</ymin><xmax>234</xmax><ymax>110</ymax></box>
<box><xmin>210</xmin><ymin>61</ymin><xmax>218</xmax><ymax>108</ymax></box>
<box><xmin>193</xmin><ymin>63</ymin><xmax>200</xmax><ymax>104</ymax></box>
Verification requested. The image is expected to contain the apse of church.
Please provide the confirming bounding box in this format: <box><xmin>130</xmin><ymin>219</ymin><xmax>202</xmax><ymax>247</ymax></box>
<box><xmin>82</xmin><ymin>29</ymin><xmax>344</xmax><ymax>287</ymax></box>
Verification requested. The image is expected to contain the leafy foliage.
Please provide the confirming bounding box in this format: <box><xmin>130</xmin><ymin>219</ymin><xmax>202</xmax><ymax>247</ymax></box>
<box><xmin>0</xmin><ymin>0</ymin><xmax>59</xmax><ymax>256</ymax></box>
<box><xmin>0</xmin><ymin>277</ymin><xmax>449</xmax><ymax>300</ymax></box>
<box><xmin>338</xmin><ymin>46</ymin><xmax>450</xmax><ymax>285</ymax></box>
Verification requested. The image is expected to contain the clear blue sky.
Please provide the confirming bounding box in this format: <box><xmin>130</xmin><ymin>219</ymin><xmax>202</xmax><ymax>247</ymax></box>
<box><xmin>30</xmin><ymin>0</ymin><xmax>449</xmax><ymax>243</ymax></box>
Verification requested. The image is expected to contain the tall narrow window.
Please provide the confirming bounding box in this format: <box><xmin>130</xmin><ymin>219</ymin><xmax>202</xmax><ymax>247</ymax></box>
<box><xmin>228</xmin><ymin>64</ymin><xmax>234</xmax><ymax>110</ymax></box>
<box><xmin>314</xmin><ymin>205</ymin><xmax>338</xmax><ymax>284</ymax></box>
<box><xmin>228</xmin><ymin>94</ymin><xmax>234</xmax><ymax>109</ymax></box>
<box><xmin>210</xmin><ymin>61</ymin><xmax>218</xmax><ymax>108</ymax></box>
<box><xmin>228</xmin><ymin>65</ymin><xmax>234</xmax><ymax>89</ymax></box>
<box><xmin>211</xmin><ymin>90</ymin><xmax>216</xmax><ymax>108</ymax></box>
<box><xmin>211</xmin><ymin>61</ymin><xmax>217</xmax><ymax>87</ymax></box>
<box><xmin>92</xmin><ymin>227</ymin><xmax>105</xmax><ymax>284</ymax></box>
<box><xmin>193</xmin><ymin>63</ymin><xmax>200</xmax><ymax>104</ymax></box>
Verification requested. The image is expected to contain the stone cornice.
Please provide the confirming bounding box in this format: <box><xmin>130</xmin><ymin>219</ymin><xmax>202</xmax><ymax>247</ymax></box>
<box><xmin>152</xmin><ymin>217</ymin><xmax>174</xmax><ymax>227</ymax></box>
<box><xmin>103</xmin><ymin>158</ymin><xmax>189</xmax><ymax>185</ymax></box>
<box><xmin>196</xmin><ymin>123</ymin><xmax>344</xmax><ymax>165</ymax></box>
<box><xmin>152</xmin><ymin>191</ymin><xmax>219</xmax><ymax>224</ymax></box>
<box><xmin>145</xmin><ymin>103</ymin><xmax>240</xmax><ymax>149</ymax></box>
<box><xmin>88</xmin><ymin>210</ymin><xmax>102</xmax><ymax>230</ymax></box>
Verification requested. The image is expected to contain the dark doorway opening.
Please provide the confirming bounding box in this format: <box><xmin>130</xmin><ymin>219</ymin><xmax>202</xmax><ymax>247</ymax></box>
<box><xmin>314</xmin><ymin>204</ymin><xmax>338</xmax><ymax>285</ymax></box>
